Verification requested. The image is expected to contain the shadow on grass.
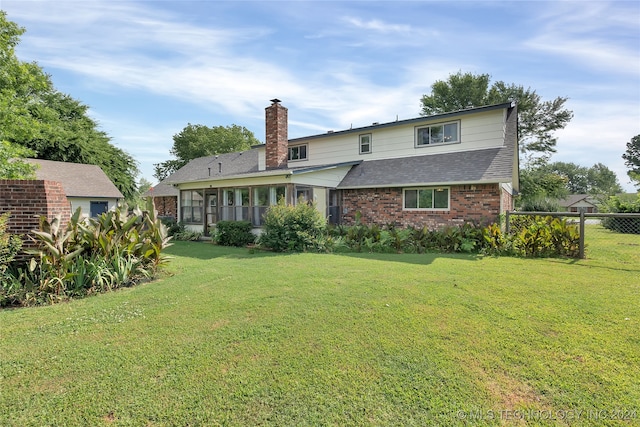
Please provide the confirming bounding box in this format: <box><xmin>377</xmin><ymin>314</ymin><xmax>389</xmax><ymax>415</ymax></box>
<box><xmin>164</xmin><ymin>240</ymin><xmax>482</xmax><ymax>266</ymax></box>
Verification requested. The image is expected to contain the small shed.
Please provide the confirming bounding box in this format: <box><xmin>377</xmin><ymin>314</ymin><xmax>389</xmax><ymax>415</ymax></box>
<box><xmin>26</xmin><ymin>159</ymin><xmax>123</xmax><ymax>217</ymax></box>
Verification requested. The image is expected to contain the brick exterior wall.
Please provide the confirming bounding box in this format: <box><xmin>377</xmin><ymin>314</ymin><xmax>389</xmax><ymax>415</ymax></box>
<box><xmin>501</xmin><ymin>186</ymin><xmax>513</xmax><ymax>216</ymax></box>
<box><xmin>341</xmin><ymin>184</ymin><xmax>505</xmax><ymax>229</ymax></box>
<box><xmin>153</xmin><ymin>196</ymin><xmax>177</xmax><ymax>220</ymax></box>
<box><xmin>0</xmin><ymin>180</ymin><xmax>72</xmax><ymax>252</ymax></box>
<box><xmin>265</xmin><ymin>100</ymin><xmax>288</xmax><ymax>169</ymax></box>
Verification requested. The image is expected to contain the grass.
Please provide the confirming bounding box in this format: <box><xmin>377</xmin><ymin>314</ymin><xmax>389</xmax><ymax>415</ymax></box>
<box><xmin>1</xmin><ymin>225</ymin><xmax>638</xmax><ymax>426</ymax></box>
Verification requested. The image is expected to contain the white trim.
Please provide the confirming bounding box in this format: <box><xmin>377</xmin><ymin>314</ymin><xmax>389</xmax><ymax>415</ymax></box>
<box><xmin>359</xmin><ymin>133</ymin><xmax>372</xmax><ymax>154</ymax></box>
<box><xmin>415</xmin><ymin>120</ymin><xmax>460</xmax><ymax>147</ymax></box>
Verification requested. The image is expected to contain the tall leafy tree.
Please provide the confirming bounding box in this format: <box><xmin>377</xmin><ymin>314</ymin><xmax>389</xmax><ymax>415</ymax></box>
<box><xmin>0</xmin><ymin>12</ymin><xmax>139</xmax><ymax>200</ymax></box>
<box><xmin>622</xmin><ymin>134</ymin><xmax>640</xmax><ymax>189</ymax></box>
<box><xmin>518</xmin><ymin>166</ymin><xmax>568</xmax><ymax>203</ymax></box>
<box><xmin>586</xmin><ymin>163</ymin><xmax>623</xmax><ymax>196</ymax></box>
<box><xmin>0</xmin><ymin>141</ymin><xmax>36</xmax><ymax>179</ymax></box>
<box><xmin>154</xmin><ymin>123</ymin><xmax>260</xmax><ymax>181</ymax></box>
<box><xmin>544</xmin><ymin>161</ymin><xmax>622</xmax><ymax>196</ymax></box>
<box><xmin>420</xmin><ymin>71</ymin><xmax>573</xmax><ymax>164</ymax></box>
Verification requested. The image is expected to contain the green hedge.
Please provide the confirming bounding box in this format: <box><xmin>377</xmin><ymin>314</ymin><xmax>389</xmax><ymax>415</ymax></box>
<box><xmin>213</xmin><ymin>221</ymin><xmax>255</xmax><ymax>247</ymax></box>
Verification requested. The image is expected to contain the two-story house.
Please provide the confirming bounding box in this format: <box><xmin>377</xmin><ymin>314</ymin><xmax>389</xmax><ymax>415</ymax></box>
<box><xmin>161</xmin><ymin>99</ymin><xmax>518</xmax><ymax>234</ymax></box>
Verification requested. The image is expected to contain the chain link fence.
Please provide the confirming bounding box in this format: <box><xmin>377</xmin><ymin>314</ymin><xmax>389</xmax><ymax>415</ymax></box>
<box><xmin>505</xmin><ymin>211</ymin><xmax>640</xmax><ymax>259</ymax></box>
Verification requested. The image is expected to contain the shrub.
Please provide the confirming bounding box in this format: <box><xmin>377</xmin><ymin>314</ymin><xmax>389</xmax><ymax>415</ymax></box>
<box><xmin>1</xmin><ymin>212</ymin><xmax>24</xmax><ymax>306</ymax></box>
<box><xmin>172</xmin><ymin>229</ymin><xmax>203</xmax><ymax>241</ymax></box>
<box><xmin>2</xmin><ymin>198</ymin><xmax>172</xmax><ymax>306</ymax></box>
<box><xmin>213</xmin><ymin>221</ymin><xmax>255</xmax><ymax>247</ymax></box>
<box><xmin>519</xmin><ymin>196</ymin><xmax>561</xmax><ymax>212</ymax></box>
<box><xmin>600</xmin><ymin>194</ymin><xmax>640</xmax><ymax>234</ymax></box>
<box><xmin>0</xmin><ymin>212</ymin><xmax>22</xmax><ymax>275</ymax></box>
<box><xmin>160</xmin><ymin>217</ymin><xmax>183</xmax><ymax>237</ymax></box>
<box><xmin>259</xmin><ymin>200</ymin><xmax>327</xmax><ymax>252</ymax></box>
<box><xmin>488</xmin><ymin>215</ymin><xmax>581</xmax><ymax>258</ymax></box>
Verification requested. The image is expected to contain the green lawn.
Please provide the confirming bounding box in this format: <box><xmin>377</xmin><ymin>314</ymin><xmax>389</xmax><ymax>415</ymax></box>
<box><xmin>1</xmin><ymin>226</ymin><xmax>639</xmax><ymax>426</ymax></box>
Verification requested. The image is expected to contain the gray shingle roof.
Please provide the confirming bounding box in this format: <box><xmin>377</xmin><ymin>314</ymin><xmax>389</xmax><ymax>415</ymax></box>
<box><xmin>558</xmin><ymin>194</ymin><xmax>597</xmax><ymax>208</ymax></box>
<box><xmin>337</xmin><ymin>147</ymin><xmax>513</xmax><ymax>188</ymax></box>
<box><xmin>26</xmin><ymin>159</ymin><xmax>123</xmax><ymax>199</ymax></box>
<box><xmin>144</xmin><ymin>182</ymin><xmax>179</xmax><ymax>197</ymax></box>
<box><xmin>163</xmin><ymin>149</ymin><xmax>260</xmax><ymax>184</ymax></box>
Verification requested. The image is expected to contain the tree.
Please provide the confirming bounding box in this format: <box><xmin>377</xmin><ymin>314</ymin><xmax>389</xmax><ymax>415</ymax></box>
<box><xmin>154</xmin><ymin>123</ymin><xmax>260</xmax><ymax>181</ymax></box>
<box><xmin>0</xmin><ymin>141</ymin><xmax>36</xmax><ymax>179</ymax></box>
<box><xmin>518</xmin><ymin>165</ymin><xmax>568</xmax><ymax>205</ymax></box>
<box><xmin>0</xmin><ymin>12</ymin><xmax>139</xmax><ymax>200</ymax></box>
<box><xmin>420</xmin><ymin>71</ymin><xmax>573</xmax><ymax>165</ymax></box>
<box><xmin>543</xmin><ymin>161</ymin><xmax>622</xmax><ymax>196</ymax></box>
<box><xmin>127</xmin><ymin>177</ymin><xmax>153</xmax><ymax>208</ymax></box>
<box><xmin>622</xmin><ymin>134</ymin><xmax>640</xmax><ymax>189</ymax></box>
<box><xmin>586</xmin><ymin>163</ymin><xmax>623</xmax><ymax>196</ymax></box>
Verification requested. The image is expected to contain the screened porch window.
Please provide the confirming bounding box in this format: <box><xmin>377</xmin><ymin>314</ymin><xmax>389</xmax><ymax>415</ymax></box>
<box><xmin>252</xmin><ymin>186</ymin><xmax>287</xmax><ymax>226</ymax></box>
<box><xmin>180</xmin><ymin>190</ymin><xmax>204</xmax><ymax>223</ymax></box>
<box><xmin>221</xmin><ymin>188</ymin><xmax>249</xmax><ymax>221</ymax></box>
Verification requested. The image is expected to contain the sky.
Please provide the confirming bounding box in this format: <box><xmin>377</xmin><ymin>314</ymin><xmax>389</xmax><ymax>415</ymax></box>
<box><xmin>2</xmin><ymin>0</ymin><xmax>639</xmax><ymax>191</ymax></box>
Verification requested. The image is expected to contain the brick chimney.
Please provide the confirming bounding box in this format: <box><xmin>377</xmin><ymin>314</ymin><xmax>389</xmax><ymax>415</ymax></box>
<box><xmin>265</xmin><ymin>99</ymin><xmax>288</xmax><ymax>169</ymax></box>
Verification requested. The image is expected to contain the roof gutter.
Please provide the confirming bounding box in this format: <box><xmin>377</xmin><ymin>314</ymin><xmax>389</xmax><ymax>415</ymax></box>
<box><xmin>337</xmin><ymin>178</ymin><xmax>511</xmax><ymax>190</ymax></box>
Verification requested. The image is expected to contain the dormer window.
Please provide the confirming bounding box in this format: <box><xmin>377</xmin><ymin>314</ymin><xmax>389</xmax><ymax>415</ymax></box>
<box><xmin>359</xmin><ymin>134</ymin><xmax>372</xmax><ymax>154</ymax></box>
<box><xmin>415</xmin><ymin>121</ymin><xmax>460</xmax><ymax>146</ymax></box>
<box><xmin>288</xmin><ymin>144</ymin><xmax>308</xmax><ymax>161</ymax></box>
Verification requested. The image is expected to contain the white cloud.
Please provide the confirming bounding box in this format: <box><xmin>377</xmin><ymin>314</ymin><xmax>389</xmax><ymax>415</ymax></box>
<box><xmin>342</xmin><ymin>17</ymin><xmax>413</xmax><ymax>34</ymax></box>
<box><xmin>524</xmin><ymin>1</ymin><xmax>640</xmax><ymax>76</ymax></box>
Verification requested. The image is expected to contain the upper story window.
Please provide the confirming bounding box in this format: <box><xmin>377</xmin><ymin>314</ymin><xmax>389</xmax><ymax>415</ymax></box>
<box><xmin>415</xmin><ymin>121</ymin><xmax>460</xmax><ymax>147</ymax></box>
<box><xmin>359</xmin><ymin>134</ymin><xmax>372</xmax><ymax>154</ymax></box>
<box><xmin>403</xmin><ymin>187</ymin><xmax>450</xmax><ymax>210</ymax></box>
<box><xmin>288</xmin><ymin>144</ymin><xmax>307</xmax><ymax>161</ymax></box>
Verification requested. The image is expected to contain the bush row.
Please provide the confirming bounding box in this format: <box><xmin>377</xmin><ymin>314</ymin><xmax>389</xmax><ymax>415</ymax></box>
<box><xmin>0</xmin><ymin>198</ymin><xmax>171</xmax><ymax>307</ymax></box>
<box><xmin>250</xmin><ymin>203</ymin><xmax>582</xmax><ymax>258</ymax></box>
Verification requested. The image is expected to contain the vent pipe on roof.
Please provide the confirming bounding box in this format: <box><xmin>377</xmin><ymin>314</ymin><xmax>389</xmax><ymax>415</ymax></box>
<box><xmin>218</xmin><ymin>162</ymin><xmax>222</xmax><ymax>173</ymax></box>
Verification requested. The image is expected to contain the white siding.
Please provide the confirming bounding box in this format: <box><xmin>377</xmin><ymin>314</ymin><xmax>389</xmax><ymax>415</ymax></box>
<box><xmin>273</xmin><ymin>109</ymin><xmax>506</xmax><ymax>169</ymax></box>
<box><xmin>310</xmin><ymin>187</ymin><xmax>327</xmax><ymax>217</ymax></box>
<box><xmin>178</xmin><ymin>174</ymin><xmax>291</xmax><ymax>191</ymax></box>
<box><xmin>290</xmin><ymin>166</ymin><xmax>353</xmax><ymax>188</ymax></box>
<box><xmin>68</xmin><ymin>197</ymin><xmax>120</xmax><ymax>218</ymax></box>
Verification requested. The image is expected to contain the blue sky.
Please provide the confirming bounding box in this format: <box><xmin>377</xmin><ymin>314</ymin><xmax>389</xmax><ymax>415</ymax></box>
<box><xmin>2</xmin><ymin>0</ymin><xmax>639</xmax><ymax>190</ymax></box>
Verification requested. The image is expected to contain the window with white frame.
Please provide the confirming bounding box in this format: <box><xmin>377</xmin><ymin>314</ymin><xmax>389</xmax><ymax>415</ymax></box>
<box><xmin>288</xmin><ymin>144</ymin><xmax>308</xmax><ymax>161</ymax></box>
<box><xmin>403</xmin><ymin>188</ymin><xmax>450</xmax><ymax>210</ymax></box>
<box><xmin>359</xmin><ymin>133</ymin><xmax>372</xmax><ymax>154</ymax></box>
<box><xmin>415</xmin><ymin>121</ymin><xmax>459</xmax><ymax>146</ymax></box>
